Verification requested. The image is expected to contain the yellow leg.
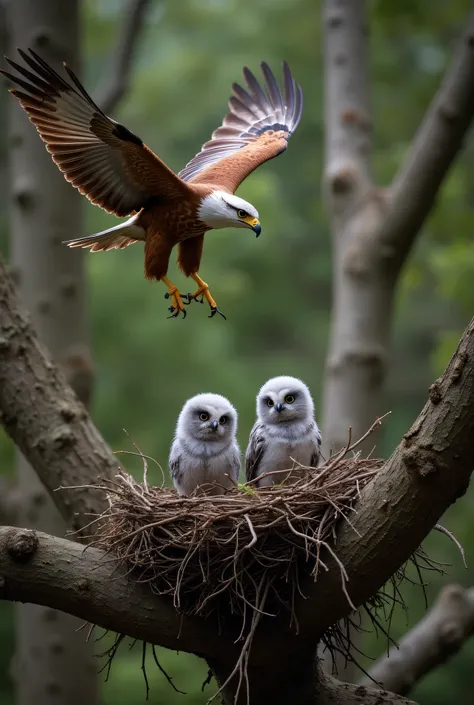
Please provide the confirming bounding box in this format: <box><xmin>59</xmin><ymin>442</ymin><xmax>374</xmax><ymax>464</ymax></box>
<box><xmin>161</xmin><ymin>276</ymin><xmax>186</xmax><ymax>319</ymax></box>
<box><xmin>189</xmin><ymin>273</ymin><xmax>226</xmax><ymax>319</ymax></box>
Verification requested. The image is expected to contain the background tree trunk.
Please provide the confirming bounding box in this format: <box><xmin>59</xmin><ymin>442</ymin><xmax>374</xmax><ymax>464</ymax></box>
<box><xmin>321</xmin><ymin>0</ymin><xmax>474</xmax><ymax>682</ymax></box>
<box><xmin>6</xmin><ymin>2</ymin><xmax>97</xmax><ymax>704</ymax></box>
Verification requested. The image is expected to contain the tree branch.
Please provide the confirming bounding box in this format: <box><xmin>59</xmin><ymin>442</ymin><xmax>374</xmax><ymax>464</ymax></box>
<box><xmin>378</xmin><ymin>12</ymin><xmax>474</xmax><ymax>272</ymax></box>
<box><xmin>0</xmin><ymin>254</ymin><xmax>116</xmax><ymax>534</ymax></box>
<box><xmin>94</xmin><ymin>0</ymin><xmax>152</xmax><ymax>114</ymax></box>
<box><xmin>361</xmin><ymin>584</ymin><xmax>474</xmax><ymax>695</ymax></box>
<box><xmin>0</xmin><ymin>526</ymin><xmax>225</xmax><ymax>659</ymax></box>
<box><xmin>300</xmin><ymin>317</ymin><xmax>474</xmax><ymax>638</ymax></box>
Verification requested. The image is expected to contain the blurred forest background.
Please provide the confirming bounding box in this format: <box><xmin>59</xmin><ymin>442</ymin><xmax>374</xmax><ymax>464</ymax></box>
<box><xmin>1</xmin><ymin>0</ymin><xmax>474</xmax><ymax>703</ymax></box>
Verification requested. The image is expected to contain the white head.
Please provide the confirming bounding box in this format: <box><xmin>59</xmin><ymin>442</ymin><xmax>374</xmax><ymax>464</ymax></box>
<box><xmin>176</xmin><ymin>393</ymin><xmax>238</xmax><ymax>444</ymax></box>
<box><xmin>256</xmin><ymin>376</ymin><xmax>315</xmax><ymax>426</ymax></box>
<box><xmin>198</xmin><ymin>191</ymin><xmax>261</xmax><ymax>236</ymax></box>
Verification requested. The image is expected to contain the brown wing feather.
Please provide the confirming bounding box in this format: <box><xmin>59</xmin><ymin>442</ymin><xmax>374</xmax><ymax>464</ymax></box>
<box><xmin>1</xmin><ymin>49</ymin><xmax>189</xmax><ymax>217</ymax></box>
<box><xmin>179</xmin><ymin>61</ymin><xmax>303</xmax><ymax>193</ymax></box>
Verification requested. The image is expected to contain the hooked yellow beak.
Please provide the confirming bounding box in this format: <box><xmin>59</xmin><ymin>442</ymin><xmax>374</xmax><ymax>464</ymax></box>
<box><xmin>240</xmin><ymin>215</ymin><xmax>261</xmax><ymax>237</ymax></box>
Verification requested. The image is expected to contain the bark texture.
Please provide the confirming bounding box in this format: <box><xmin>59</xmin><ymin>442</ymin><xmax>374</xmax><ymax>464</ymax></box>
<box><xmin>362</xmin><ymin>584</ymin><xmax>474</xmax><ymax>695</ymax></box>
<box><xmin>0</xmin><ymin>253</ymin><xmax>116</xmax><ymax>529</ymax></box>
<box><xmin>6</xmin><ymin>3</ymin><xmax>96</xmax><ymax>703</ymax></box>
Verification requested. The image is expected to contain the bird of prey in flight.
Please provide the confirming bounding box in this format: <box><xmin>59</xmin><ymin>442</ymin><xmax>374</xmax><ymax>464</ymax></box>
<box><xmin>1</xmin><ymin>49</ymin><xmax>303</xmax><ymax>319</ymax></box>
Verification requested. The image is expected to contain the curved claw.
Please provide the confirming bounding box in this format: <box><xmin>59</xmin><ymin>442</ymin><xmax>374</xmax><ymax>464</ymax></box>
<box><xmin>167</xmin><ymin>306</ymin><xmax>187</xmax><ymax>320</ymax></box>
<box><xmin>208</xmin><ymin>306</ymin><xmax>227</xmax><ymax>320</ymax></box>
<box><xmin>181</xmin><ymin>294</ymin><xmax>193</xmax><ymax>305</ymax></box>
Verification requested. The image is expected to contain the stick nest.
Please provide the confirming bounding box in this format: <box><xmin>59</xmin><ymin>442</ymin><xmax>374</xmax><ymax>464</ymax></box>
<box><xmin>91</xmin><ymin>449</ymin><xmax>381</xmax><ymax>625</ymax></box>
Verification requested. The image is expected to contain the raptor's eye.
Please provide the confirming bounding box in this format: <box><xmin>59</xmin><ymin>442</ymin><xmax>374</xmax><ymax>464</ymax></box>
<box><xmin>266</xmin><ymin>399</ymin><xmax>274</xmax><ymax>407</ymax></box>
<box><xmin>219</xmin><ymin>415</ymin><xmax>227</xmax><ymax>425</ymax></box>
<box><xmin>285</xmin><ymin>394</ymin><xmax>295</xmax><ymax>404</ymax></box>
<box><xmin>237</xmin><ymin>209</ymin><xmax>248</xmax><ymax>219</ymax></box>
<box><xmin>199</xmin><ymin>412</ymin><xmax>209</xmax><ymax>422</ymax></box>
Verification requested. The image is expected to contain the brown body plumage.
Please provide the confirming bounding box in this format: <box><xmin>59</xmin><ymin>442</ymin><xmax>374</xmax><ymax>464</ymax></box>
<box><xmin>1</xmin><ymin>49</ymin><xmax>303</xmax><ymax>318</ymax></box>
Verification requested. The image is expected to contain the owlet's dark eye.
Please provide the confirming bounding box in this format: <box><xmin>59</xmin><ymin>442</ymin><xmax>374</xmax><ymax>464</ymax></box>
<box><xmin>266</xmin><ymin>399</ymin><xmax>274</xmax><ymax>407</ymax></box>
<box><xmin>285</xmin><ymin>394</ymin><xmax>295</xmax><ymax>404</ymax></box>
<box><xmin>199</xmin><ymin>412</ymin><xmax>209</xmax><ymax>422</ymax></box>
<box><xmin>237</xmin><ymin>209</ymin><xmax>248</xmax><ymax>219</ymax></box>
<box><xmin>219</xmin><ymin>415</ymin><xmax>227</xmax><ymax>425</ymax></box>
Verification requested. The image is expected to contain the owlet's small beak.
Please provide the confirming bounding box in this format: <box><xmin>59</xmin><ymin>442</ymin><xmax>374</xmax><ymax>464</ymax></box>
<box><xmin>210</xmin><ymin>420</ymin><xmax>218</xmax><ymax>431</ymax></box>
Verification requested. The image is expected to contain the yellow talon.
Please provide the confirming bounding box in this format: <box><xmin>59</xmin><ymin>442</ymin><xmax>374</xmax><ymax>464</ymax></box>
<box><xmin>189</xmin><ymin>274</ymin><xmax>216</xmax><ymax>307</ymax></box>
<box><xmin>162</xmin><ymin>276</ymin><xmax>186</xmax><ymax>319</ymax></box>
<box><xmin>190</xmin><ymin>274</ymin><xmax>226</xmax><ymax>319</ymax></box>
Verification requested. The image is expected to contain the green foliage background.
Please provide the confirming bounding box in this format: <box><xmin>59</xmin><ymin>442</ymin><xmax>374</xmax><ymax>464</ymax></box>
<box><xmin>1</xmin><ymin>0</ymin><xmax>474</xmax><ymax>702</ymax></box>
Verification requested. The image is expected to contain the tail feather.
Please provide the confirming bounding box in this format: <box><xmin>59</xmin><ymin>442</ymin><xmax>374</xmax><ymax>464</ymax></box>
<box><xmin>64</xmin><ymin>215</ymin><xmax>146</xmax><ymax>252</ymax></box>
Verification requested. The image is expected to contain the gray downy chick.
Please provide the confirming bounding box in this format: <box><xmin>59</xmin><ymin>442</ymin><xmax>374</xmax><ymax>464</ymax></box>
<box><xmin>170</xmin><ymin>393</ymin><xmax>241</xmax><ymax>496</ymax></box>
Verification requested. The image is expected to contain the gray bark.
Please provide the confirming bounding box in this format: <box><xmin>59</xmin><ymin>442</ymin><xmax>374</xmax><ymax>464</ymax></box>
<box><xmin>0</xmin><ymin>253</ymin><xmax>116</xmax><ymax>529</ymax></box>
<box><xmin>5</xmin><ymin>2</ymin><xmax>96</xmax><ymax>704</ymax></box>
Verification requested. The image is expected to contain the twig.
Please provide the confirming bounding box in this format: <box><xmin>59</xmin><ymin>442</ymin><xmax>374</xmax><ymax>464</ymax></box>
<box><xmin>434</xmin><ymin>523</ymin><xmax>467</xmax><ymax>568</ymax></box>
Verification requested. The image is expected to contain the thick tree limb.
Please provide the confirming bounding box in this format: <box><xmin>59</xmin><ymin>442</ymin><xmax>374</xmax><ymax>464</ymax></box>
<box><xmin>0</xmin><ymin>254</ymin><xmax>115</xmax><ymax>534</ymax></box>
<box><xmin>94</xmin><ymin>0</ymin><xmax>152</xmax><ymax>114</ymax></box>
<box><xmin>0</xmin><ymin>526</ymin><xmax>226</xmax><ymax>659</ymax></box>
<box><xmin>300</xmin><ymin>317</ymin><xmax>474</xmax><ymax>637</ymax></box>
<box><xmin>361</xmin><ymin>584</ymin><xmax>474</xmax><ymax>695</ymax></box>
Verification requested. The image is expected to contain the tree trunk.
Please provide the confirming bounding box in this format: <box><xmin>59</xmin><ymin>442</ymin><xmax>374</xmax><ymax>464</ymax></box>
<box><xmin>6</xmin><ymin>2</ymin><xmax>97</xmax><ymax>704</ymax></box>
<box><xmin>321</xmin><ymin>0</ymin><xmax>388</xmax><ymax>458</ymax></box>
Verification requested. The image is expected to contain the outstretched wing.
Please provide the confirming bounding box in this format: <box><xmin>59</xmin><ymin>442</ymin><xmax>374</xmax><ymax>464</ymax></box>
<box><xmin>245</xmin><ymin>422</ymin><xmax>267</xmax><ymax>483</ymax></box>
<box><xmin>1</xmin><ymin>49</ymin><xmax>189</xmax><ymax>217</ymax></box>
<box><xmin>178</xmin><ymin>61</ymin><xmax>303</xmax><ymax>193</ymax></box>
